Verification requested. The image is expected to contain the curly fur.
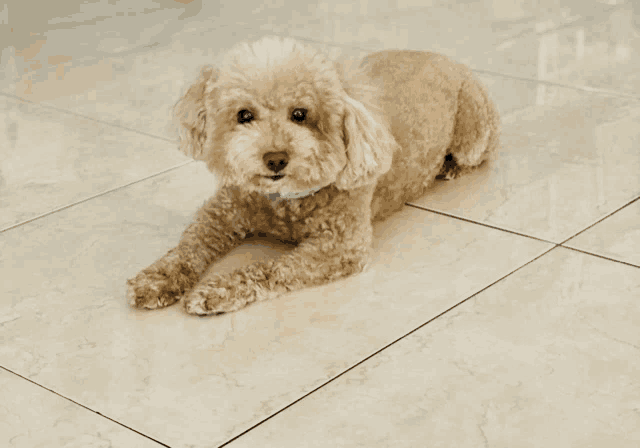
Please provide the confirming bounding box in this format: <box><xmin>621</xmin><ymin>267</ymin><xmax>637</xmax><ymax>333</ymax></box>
<box><xmin>127</xmin><ymin>36</ymin><xmax>501</xmax><ymax>315</ymax></box>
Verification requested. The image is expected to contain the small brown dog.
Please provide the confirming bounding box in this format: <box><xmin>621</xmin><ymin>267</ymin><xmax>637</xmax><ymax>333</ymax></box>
<box><xmin>127</xmin><ymin>36</ymin><xmax>500</xmax><ymax>315</ymax></box>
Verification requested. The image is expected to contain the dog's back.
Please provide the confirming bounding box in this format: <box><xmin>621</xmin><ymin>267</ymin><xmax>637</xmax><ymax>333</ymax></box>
<box><xmin>358</xmin><ymin>51</ymin><xmax>500</xmax><ymax>221</ymax></box>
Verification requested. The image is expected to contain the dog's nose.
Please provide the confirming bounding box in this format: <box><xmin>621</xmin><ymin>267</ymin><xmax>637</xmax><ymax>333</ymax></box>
<box><xmin>263</xmin><ymin>151</ymin><xmax>289</xmax><ymax>173</ymax></box>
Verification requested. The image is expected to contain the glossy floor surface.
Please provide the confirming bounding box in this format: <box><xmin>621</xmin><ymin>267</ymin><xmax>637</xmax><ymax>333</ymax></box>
<box><xmin>1</xmin><ymin>1</ymin><xmax>639</xmax><ymax>447</ymax></box>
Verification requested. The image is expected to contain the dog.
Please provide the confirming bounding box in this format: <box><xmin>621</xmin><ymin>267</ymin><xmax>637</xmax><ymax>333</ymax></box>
<box><xmin>127</xmin><ymin>36</ymin><xmax>500</xmax><ymax>315</ymax></box>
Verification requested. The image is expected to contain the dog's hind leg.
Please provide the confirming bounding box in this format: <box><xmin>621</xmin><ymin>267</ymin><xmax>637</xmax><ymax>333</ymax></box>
<box><xmin>437</xmin><ymin>76</ymin><xmax>500</xmax><ymax>180</ymax></box>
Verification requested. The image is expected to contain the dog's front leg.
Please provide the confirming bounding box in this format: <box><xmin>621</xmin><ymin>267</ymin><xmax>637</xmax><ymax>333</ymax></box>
<box><xmin>183</xmin><ymin>218</ymin><xmax>373</xmax><ymax>315</ymax></box>
<box><xmin>127</xmin><ymin>187</ymin><xmax>253</xmax><ymax>309</ymax></box>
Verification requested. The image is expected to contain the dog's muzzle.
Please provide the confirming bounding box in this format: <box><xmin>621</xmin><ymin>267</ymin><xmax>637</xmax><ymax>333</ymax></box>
<box><xmin>263</xmin><ymin>151</ymin><xmax>289</xmax><ymax>174</ymax></box>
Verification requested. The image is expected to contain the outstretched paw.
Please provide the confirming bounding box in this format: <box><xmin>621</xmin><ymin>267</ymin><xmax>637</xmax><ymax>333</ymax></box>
<box><xmin>127</xmin><ymin>266</ymin><xmax>193</xmax><ymax>310</ymax></box>
<box><xmin>183</xmin><ymin>275</ymin><xmax>275</xmax><ymax>316</ymax></box>
<box><xmin>183</xmin><ymin>286</ymin><xmax>238</xmax><ymax>315</ymax></box>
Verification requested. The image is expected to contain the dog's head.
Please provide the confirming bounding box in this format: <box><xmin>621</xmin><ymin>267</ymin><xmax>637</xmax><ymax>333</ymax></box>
<box><xmin>174</xmin><ymin>36</ymin><xmax>395</xmax><ymax>196</ymax></box>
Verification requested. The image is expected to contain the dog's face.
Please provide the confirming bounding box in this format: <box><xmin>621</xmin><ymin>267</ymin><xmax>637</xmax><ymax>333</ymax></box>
<box><xmin>174</xmin><ymin>37</ymin><xmax>396</xmax><ymax>196</ymax></box>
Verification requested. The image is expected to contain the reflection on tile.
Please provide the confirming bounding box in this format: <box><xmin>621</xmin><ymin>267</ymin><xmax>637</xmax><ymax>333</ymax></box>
<box><xmin>1</xmin><ymin>26</ymin><xmax>274</xmax><ymax>139</ymax></box>
<box><xmin>411</xmin><ymin>75</ymin><xmax>640</xmax><ymax>243</ymax></box>
<box><xmin>564</xmin><ymin>199</ymin><xmax>640</xmax><ymax>266</ymax></box>
<box><xmin>0</xmin><ymin>369</ymin><xmax>161</xmax><ymax>448</ymax></box>
<box><xmin>282</xmin><ymin>0</ymin><xmax>619</xmax><ymax>66</ymax></box>
<box><xmin>0</xmin><ymin>96</ymin><xmax>189</xmax><ymax>230</ymax></box>
<box><xmin>0</xmin><ymin>1</ymin><xmax>275</xmax><ymax>138</ymax></box>
<box><xmin>4</xmin><ymin>1</ymin><xmax>637</xmax><ymax>140</ymax></box>
<box><xmin>225</xmin><ymin>248</ymin><xmax>640</xmax><ymax>448</ymax></box>
<box><xmin>0</xmin><ymin>162</ymin><xmax>550</xmax><ymax>447</ymax></box>
<box><xmin>484</xmin><ymin>2</ymin><xmax>640</xmax><ymax>96</ymax></box>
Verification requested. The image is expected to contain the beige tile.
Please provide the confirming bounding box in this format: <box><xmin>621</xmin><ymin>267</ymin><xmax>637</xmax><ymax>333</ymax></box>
<box><xmin>564</xmin><ymin>199</ymin><xmax>640</xmax><ymax>266</ymax></box>
<box><xmin>0</xmin><ymin>369</ymin><xmax>161</xmax><ymax>448</ymax></box>
<box><xmin>411</xmin><ymin>76</ymin><xmax>640</xmax><ymax>243</ymax></box>
<box><xmin>0</xmin><ymin>26</ymin><xmax>274</xmax><ymax>139</ymax></box>
<box><xmin>225</xmin><ymin>248</ymin><xmax>640</xmax><ymax>448</ymax></box>
<box><xmin>0</xmin><ymin>1</ymin><xmax>275</xmax><ymax>138</ymax></box>
<box><xmin>483</xmin><ymin>2</ymin><xmax>640</xmax><ymax>97</ymax></box>
<box><xmin>0</xmin><ymin>96</ymin><xmax>189</xmax><ymax>230</ymax></box>
<box><xmin>0</xmin><ymin>162</ymin><xmax>550</xmax><ymax>448</ymax></box>
<box><xmin>282</xmin><ymin>1</ymin><xmax>618</xmax><ymax>65</ymax></box>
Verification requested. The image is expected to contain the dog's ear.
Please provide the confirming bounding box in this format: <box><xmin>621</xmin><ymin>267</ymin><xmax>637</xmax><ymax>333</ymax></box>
<box><xmin>334</xmin><ymin>95</ymin><xmax>395</xmax><ymax>189</ymax></box>
<box><xmin>173</xmin><ymin>66</ymin><xmax>217</xmax><ymax>159</ymax></box>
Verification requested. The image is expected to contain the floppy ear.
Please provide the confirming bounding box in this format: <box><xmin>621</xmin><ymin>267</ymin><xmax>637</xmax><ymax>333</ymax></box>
<box><xmin>334</xmin><ymin>95</ymin><xmax>395</xmax><ymax>189</ymax></box>
<box><xmin>173</xmin><ymin>66</ymin><xmax>217</xmax><ymax>159</ymax></box>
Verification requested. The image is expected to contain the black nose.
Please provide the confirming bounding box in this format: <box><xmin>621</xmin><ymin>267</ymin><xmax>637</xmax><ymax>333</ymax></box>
<box><xmin>263</xmin><ymin>151</ymin><xmax>289</xmax><ymax>173</ymax></box>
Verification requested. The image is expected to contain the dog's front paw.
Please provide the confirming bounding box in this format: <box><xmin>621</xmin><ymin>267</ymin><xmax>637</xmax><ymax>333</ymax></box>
<box><xmin>127</xmin><ymin>267</ymin><xmax>191</xmax><ymax>310</ymax></box>
<box><xmin>183</xmin><ymin>274</ymin><xmax>274</xmax><ymax>316</ymax></box>
<box><xmin>183</xmin><ymin>285</ymin><xmax>237</xmax><ymax>316</ymax></box>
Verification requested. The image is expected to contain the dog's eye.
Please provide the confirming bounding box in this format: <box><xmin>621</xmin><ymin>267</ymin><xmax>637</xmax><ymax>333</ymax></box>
<box><xmin>291</xmin><ymin>108</ymin><xmax>307</xmax><ymax>123</ymax></box>
<box><xmin>237</xmin><ymin>109</ymin><xmax>254</xmax><ymax>124</ymax></box>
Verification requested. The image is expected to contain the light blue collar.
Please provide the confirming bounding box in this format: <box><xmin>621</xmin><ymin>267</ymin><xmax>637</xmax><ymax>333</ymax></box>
<box><xmin>266</xmin><ymin>186</ymin><xmax>323</xmax><ymax>200</ymax></box>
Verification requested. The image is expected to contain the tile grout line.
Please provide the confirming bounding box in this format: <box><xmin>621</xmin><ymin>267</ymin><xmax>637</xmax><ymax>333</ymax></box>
<box><xmin>558</xmin><ymin>245</ymin><xmax>640</xmax><ymax>269</ymax></box>
<box><xmin>470</xmin><ymin>68</ymin><xmax>640</xmax><ymax>101</ymax></box>
<box><xmin>408</xmin><ymin>201</ymin><xmax>640</xmax><ymax>269</ymax></box>
<box><xmin>471</xmin><ymin>3</ymin><xmax>640</xmax><ymax>101</ymax></box>
<box><xmin>557</xmin><ymin>196</ymin><xmax>640</xmax><ymax>246</ymax></box>
<box><xmin>291</xmin><ymin>30</ymin><xmax>640</xmax><ymax>102</ymax></box>
<box><xmin>216</xmin><ymin>244</ymin><xmax>558</xmax><ymax>448</ymax></box>
<box><xmin>0</xmin><ymin>160</ymin><xmax>194</xmax><ymax>234</ymax></box>
<box><xmin>0</xmin><ymin>91</ymin><xmax>179</xmax><ymax>144</ymax></box>
<box><xmin>555</xmin><ymin>194</ymin><xmax>640</xmax><ymax>268</ymax></box>
<box><xmin>493</xmin><ymin>3</ymin><xmax>621</xmax><ymax>47</ymax></box>
<box><xmin>406</xmin><ymin>202</ymin><xmax>556</xmax><ymax>245</ymax></box>
<box><xmin>0</xmin><ymin>365</ymin><xmax>173</xmax><ymax>447</ymax></box>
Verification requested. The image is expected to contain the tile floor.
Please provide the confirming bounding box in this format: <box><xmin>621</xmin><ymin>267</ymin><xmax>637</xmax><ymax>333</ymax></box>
<box><xmin>1</xmin><ymin>1</ymin><xmax>639</xmax><ymax>447</ymax></box>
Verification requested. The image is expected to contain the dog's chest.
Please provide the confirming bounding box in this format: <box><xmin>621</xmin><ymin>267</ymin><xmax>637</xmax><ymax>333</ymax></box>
<box><xmin>256</xmin><ymin>191</ymin><xmax>331</xmax><ymax>242</ymax></box>
<box><xmin>262</xmin><ymin>197</ymin><xmax>308</xmax><ymax>240</ymax></box>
